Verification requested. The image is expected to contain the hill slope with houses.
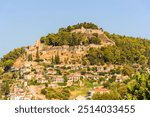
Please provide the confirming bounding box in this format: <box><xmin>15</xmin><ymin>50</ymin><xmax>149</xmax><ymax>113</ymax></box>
<box><xmin>0</xmin><ymin>22</ymin><xmax>150</xmax><ymax>100</ymax></box>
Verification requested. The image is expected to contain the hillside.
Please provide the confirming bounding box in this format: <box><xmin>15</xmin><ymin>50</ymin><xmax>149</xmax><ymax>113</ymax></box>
<box><xmin>13</xmin><ymin>23</ymin><xmax>115</xmax><ymax>68</ymax></box>
<box><xmin>0</xmin><ymin>22</ymin><xmax>150</xmax><ymax>100</ymax></box>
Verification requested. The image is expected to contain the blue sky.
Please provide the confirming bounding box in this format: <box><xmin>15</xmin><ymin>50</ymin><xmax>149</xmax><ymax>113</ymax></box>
<box><xmin>0</xmin><ymin>0</ymin><xmax>150</xmax><ymax>57</ymax></box>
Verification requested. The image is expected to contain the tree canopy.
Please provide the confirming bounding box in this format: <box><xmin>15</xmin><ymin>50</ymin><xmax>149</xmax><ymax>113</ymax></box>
<box><xmin>59</xmin><ymin>22</ymin><xmax>99</xmax><ymax>32</ymax></box>
<box><xmin>85</xmin><ymin>33</ymin><xmax>150</xmax><ymax>67</ymax></box>
<box><xmin>0</xmin><ymin>48</ymin><xmax>25</xmax><ymax>71</ymax></box>
<box><xmin>40</xmin><ymin>22</ymin><xmax>101</xmax><ymax>46</ymax></box>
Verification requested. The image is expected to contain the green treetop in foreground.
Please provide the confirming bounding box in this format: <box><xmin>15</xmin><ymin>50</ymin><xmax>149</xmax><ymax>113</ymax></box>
<box><xmin>92</xmin><ymin>73</ymin><xmax>150</xmax><ymax>100</ymax></box>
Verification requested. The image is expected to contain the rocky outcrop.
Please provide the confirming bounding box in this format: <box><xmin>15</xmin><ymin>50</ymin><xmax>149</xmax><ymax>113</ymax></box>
<box><xmin>71</xmin><ymin>26</ymin><xmax>103</xmax><ymax>35</ymax></box>
<box><xmin>71</xmin><ymin>27</ymin><xmax>115</xmax><ymax>45</ymax></box>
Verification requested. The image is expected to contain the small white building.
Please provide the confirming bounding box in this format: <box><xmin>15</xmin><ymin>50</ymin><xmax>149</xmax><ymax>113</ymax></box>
<box><xmin>75</xmin><ymin>95</ymin><xmax>86</xmax><ymax>100</ymax></box>
<box><xmin>68</xmin><ymin>73</ymin><xmax>81</xmax><ymax>82</ymax></box>
<box><xmin>52</xmin><ymin>75</ymin><xmax>64</xmax><ymax>83</ymax></box>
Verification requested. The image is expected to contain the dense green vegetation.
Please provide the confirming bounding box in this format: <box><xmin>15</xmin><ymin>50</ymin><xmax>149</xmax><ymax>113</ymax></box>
<box><xmin>126</xmin><ymin>73</ymin><xmax>150</xmax><ymax>100</ymax></box>
<box><xmin>40</xmin><ymin>22</ymin><xmax>101</xmax><ymax>46</ymax></box>
<box><xmin>0</xmin><ymin>48</ymin><xmax>25</xmax><ymax>71</ymax></box>
<box><xmin>92</xmin><ymin>91</ymin><xmax>120</xmax><ymax>100</ymax></box>
<box><xmin>59</xmin><ymin>22</ymin><xmax>99</xmax><ymax>32</ymax></box>
<box><xmin>0</xmin><ymin>72</ymin><xmax>15</xmax><ymax>99</ymax></box>
<box><xmin>92</xmin><ymin>72</ymin><xmax>150</xmax><ymax>100</ymax></box>
<box><xmin>41</xmin><ymin>88</ymin><xmax>70</xmax><ymax>100</ymax></box>
<box><xmin>85</xmin><ymin>33</ymin><xmax>150</xmax><ymax>66</ymax></box>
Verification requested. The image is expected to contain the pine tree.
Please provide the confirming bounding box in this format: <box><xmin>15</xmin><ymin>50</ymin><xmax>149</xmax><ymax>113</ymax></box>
<box><xmin>55</xmin><ymin>53</ymin><xmax>60</xmax><ymax>64</ymax></box>
<box><xmin>28</xmin><ymin>54</ymin><xmax>33</xmax><ymax>61</ymax></box>
<box><xmin>36</xmin><ymin>47</ymin><xmax>40</xmax><ymax>60</ymax></box>
<box><xmin>51</xmin><ymin>56</ymin><xmax>54</xmax><ymax>64</ymax></box>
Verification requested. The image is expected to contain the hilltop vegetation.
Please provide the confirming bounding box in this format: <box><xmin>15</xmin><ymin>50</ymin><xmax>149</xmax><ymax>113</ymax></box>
<box><xmin>84</xmin><ymin>32</ymin><xmax>150</xmax><ymax>67</ymax></box>
<box><xmin>59</xmin><ymin>22</ymin><xmax>99</xmax><ymax>32</ymax></box>
<box><xmin>40</xmin><ymin>22</ymin><xmax>101</xmax><ymax>46</ymax></box>
<box><xmin>2</xmin><ymin>22</ymin><xmax>150</xmax><ymax>68</ymax></box>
